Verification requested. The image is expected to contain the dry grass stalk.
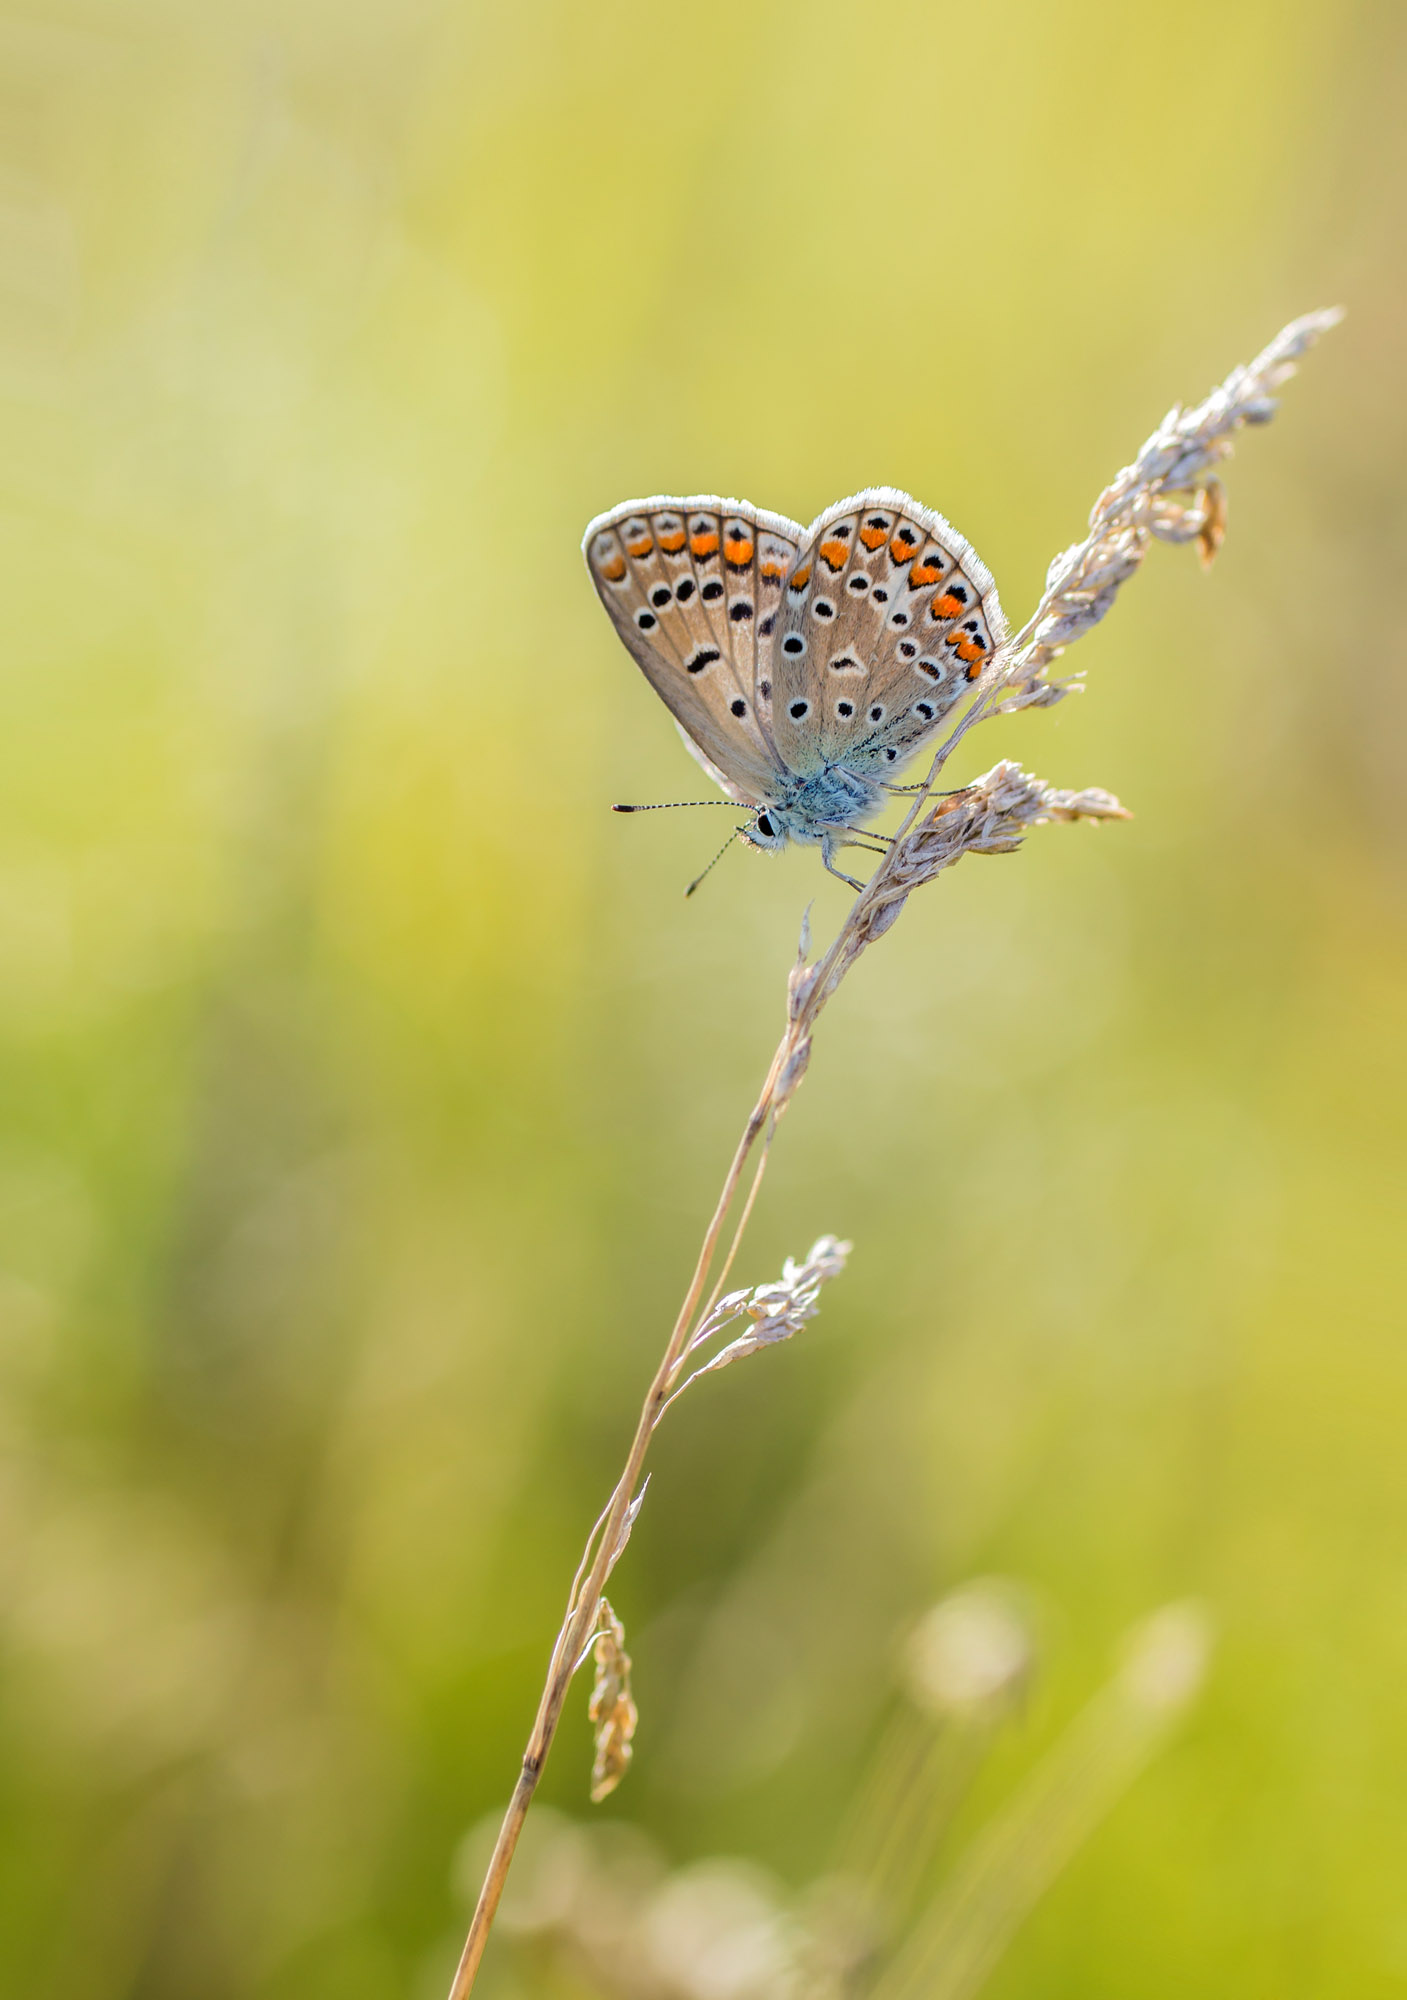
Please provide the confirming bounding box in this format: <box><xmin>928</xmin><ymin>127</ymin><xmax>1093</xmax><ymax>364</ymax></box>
<box><xmin>446</xmin><ymin>308</ymin><xmax>1339</xmax><ymax>2000</ymax></box>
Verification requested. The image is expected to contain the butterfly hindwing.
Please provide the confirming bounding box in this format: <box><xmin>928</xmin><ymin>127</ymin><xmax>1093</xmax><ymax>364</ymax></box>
<box><xmin>769</xmin><ymin>487</ymin><xmax>1008</xmax><ymax>780</ymax></box>
<box><xmin>583</xmin><ymin>495</ymin><xmax>803</xmax><ymax>803</ymax></box>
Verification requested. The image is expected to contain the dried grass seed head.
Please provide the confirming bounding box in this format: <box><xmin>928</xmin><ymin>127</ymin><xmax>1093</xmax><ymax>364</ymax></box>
<box><xmin>1003</xmin><ymin>307</ymin><xmax>1342</xmax><ymax>704</ymax></box>
<box><xmin>588</xmin><ymin>1598</ymin><xmax>638</xmax><ymax>1803</ymax></box>
<box><xmin>1116</xmin><ymin>1600</ymin><xmax>1214</xmax><ymax>1715</ymax></box>
<box><xmin>823</xmin><ymin>763</ymin><xmax>1130</xmax><ymax>979</ymax></box>
<box><xmin>669</xmin><ymin>1236</ymin><xmax>852</xmax><ymax>1407</ymax></box>
<box><xmin>903</xmin><ymin>1580</ymin><xmax>1034</xmax><ymax>1719</ymax></box>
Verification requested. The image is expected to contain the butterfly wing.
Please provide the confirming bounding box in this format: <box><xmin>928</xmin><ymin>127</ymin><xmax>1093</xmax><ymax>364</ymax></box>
<box><xmin>768</xmin><ymin>487</ymin><xmax>1007</xmax><ymax>780</ymax></box>
<box><xmin>583</xmin><ymin>495</ymin><xmax>804</xmax><ymax>804</ymax></box>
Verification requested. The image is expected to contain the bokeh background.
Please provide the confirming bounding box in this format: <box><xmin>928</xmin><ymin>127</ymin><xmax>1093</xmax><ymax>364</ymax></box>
<box><xmin>1</xmin><ymin>1</ymin><xmax>1404</xmax><ymax>1994</ymax></box>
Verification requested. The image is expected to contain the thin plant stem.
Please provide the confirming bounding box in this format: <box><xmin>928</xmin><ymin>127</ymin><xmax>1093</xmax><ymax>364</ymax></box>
<box><xmin>690</xmin><ymin>1123</ymin><xmax>777</xmax><ymax>1343</ymax></box>
<box><xmin>445</xmin><ymin>1037</ymin><xmax>794</xmax><ymax>1998</ymax></box>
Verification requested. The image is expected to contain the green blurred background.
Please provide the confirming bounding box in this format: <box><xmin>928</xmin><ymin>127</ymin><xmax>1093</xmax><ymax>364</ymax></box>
<box><xmin>1</xmin><ymin>0</ymin><xmax>1404</xmax><ymax>1993</ymax></box>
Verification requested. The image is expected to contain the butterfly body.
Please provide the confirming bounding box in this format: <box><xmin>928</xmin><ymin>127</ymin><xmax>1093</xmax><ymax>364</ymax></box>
<box><xmin>584</xmin><ymin>487</ymin><xmax>1007</xmax><ymax>880</ymax></box>
<box><xmin>737</xmin><ymin>765</ymin><xmax>884</xmax><ymax>852</ymax></box>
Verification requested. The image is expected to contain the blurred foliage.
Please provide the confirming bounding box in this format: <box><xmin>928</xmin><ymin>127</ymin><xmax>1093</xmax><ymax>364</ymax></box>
<box><xmin>0</xmin><ymin>1</ymin><xmax>1402</xmax><ymax>1996</ymax></box>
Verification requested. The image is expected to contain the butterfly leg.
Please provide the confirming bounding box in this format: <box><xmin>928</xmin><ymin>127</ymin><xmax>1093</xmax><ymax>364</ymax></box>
<box><xmin>881</xmin><ymin>782</ymin><xmax>964</xmax><ymax>797</ymax></box>
<box><xmin>820</xmin><ymin>834</ymin><xmax>866</xmax><ymax>892</ymax></box>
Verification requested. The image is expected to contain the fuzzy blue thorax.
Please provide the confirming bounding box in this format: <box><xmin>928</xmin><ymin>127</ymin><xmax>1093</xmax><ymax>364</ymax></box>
<box><xmin>743</xmin><ymin>764</ymin><xmax>885</xmax><ymax>851</ymax></box>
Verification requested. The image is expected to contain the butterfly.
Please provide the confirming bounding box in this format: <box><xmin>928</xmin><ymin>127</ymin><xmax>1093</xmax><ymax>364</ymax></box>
<box><xmin>583</xmin><ymin>488</ymin><xmax>1008</xmax><ymax>887</ymax></box>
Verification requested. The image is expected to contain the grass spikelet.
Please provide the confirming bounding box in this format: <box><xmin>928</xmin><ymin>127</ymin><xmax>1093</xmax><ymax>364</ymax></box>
<box><xmin>587</xmin><ymin>1600</ymin><xmax>637</xmax><ymax>1805</ymax></box>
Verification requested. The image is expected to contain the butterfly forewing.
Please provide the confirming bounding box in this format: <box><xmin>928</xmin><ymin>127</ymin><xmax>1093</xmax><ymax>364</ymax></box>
<box><xmin>583</xmin><ymin>495</ymin><xmax>803</xmax><ymax>803</ymax></box>
<box><xmin>770</xmin><ymin>487</ymin><xmax>1008</xmax><ymax>779</ymax></box>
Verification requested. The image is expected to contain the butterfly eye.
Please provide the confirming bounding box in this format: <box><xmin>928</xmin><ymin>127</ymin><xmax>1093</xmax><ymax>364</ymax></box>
<box><xmin>756</xmin><ymin>814</ymin><xmax>776</xmax><ymax>838</ymax></box>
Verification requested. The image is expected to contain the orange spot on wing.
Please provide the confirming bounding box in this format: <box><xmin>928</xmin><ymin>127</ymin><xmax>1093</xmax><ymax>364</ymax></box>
<box><xmin>788</xmin><ymin>564</ymin><xmax>812</xmax><ymax>591</ymax></box>
<box><xmin>599</xmin><ymin>553</ymin><xmax>627</xmax><ymax>582</ymax></box>
<box><xmin>890</xmin><ymin>534</ymin><xmax>917</xmax><ymax>564</ymax></box>
<box><xmin>957</xmin><ymin>639</ymin><xmax>986</xmax><ymax>670</ymax></box>
<box><xmin>625</xmin><ymin>534</ymin><xmax>653</xmax><ymax>558</ymax></box>
<box><xmin>910</xmin><ymin>559</ymin><xmax>944</xmax><ymax>588</ymax></box>
<box><xmin>657</xmin><ymin>528</ymin><xmax>686</xmax><ymax>553</ymax></box>
<box><xmin>726</xmin><ymin>535</ymin><xmax>755</xmax><ymax>566</ymax></box>
<box><xmin>964</xmin><ymin>657</ymin><xmax>984</xmax><ymax>679</ymax></box>
<box><xmin>819</xmin><ymin>538</ymin><xmax>849</xmax><ymax>571</ymax></box>
<box><xmin>690</xmin><ymin>529</ymin><xmax>720</xmax><ymax>559</ymax></box>
<box><xmin>932</xmin><ymin>592</ymin><xmax>964</xmax><ymax>619</ymax></box>
<box><xmin>760</xmin><ymin>558</ymin><xmax>787</xmax><ymax>579</ymax></box>
<box><xmin>859</xmin><ymin>524</ymin><xmax>888</xmax><ymax>550</ymax></box>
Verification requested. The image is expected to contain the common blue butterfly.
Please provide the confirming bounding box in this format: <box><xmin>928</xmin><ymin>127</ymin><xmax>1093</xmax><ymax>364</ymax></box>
<box><xmin>584</xmin><ymin>489</ymin><xmax>1007</xmax><ymax>886</ymax></box>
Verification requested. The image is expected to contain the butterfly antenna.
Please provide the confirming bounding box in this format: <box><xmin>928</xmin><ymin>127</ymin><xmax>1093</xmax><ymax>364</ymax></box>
<box><xmin>612</xmin><ymin>799</ymin><xmax>735</xmax><ymax>813</ymax></box>
<box><xmin>684</xmin><ymin>827</ymin><xmax>744</xmax><ymax>899</ymax></box>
